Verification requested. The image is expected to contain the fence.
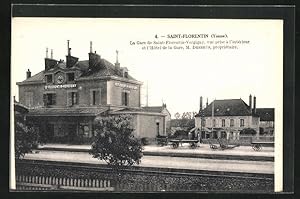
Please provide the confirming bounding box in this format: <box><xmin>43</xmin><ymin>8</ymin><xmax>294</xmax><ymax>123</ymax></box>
<box><xmin>16</xmin><ymin>175</ymin><xmax>114</xmax><ymax>191</ymax></box>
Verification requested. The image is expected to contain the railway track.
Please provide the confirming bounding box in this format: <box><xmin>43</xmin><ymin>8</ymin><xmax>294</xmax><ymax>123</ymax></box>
<box><xmin>16</xmin><ymin>159</ymin><xmax>274</xmax><ymax>181</ymax></box>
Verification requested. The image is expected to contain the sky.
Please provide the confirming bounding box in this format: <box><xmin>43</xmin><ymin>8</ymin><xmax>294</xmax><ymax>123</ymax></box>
<box><xmin>11</xmin><ymin>18</ymin><xmax>283</xmax><ymax>117</ymax></box>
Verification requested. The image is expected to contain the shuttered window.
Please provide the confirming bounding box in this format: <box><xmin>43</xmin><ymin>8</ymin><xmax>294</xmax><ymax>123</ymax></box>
<box><xmin>222</xmin><ymin>119</ymin><xmax>225</xmax><ymax>127</ymax></box>
<box><xmin>240</xmin><ymin>119</ymin><xmax>245</xmax><ymax>127</ymax></box>
<box><xmin>90</xmin><ymin>89</ymin><xmax>101</xmax><ymax>105</ymax></box>
<box><xmin>122</xmin><ymin>91</ymin><xmax>129</xmax><ymax>106</ymax></box>
<box><xmin>230</xmin><ymin>119</ymin><xmax>234</xmax><ymax>127</ymax></box>
<box><xmin>67</xmin><ymin>91</ymin><xmax>78</xmax><ymax>106</ymax></box>
<box><xmin>43</xmin><ymin>93</ymin><xmax>56</xmax><ymax>106</ymax></box>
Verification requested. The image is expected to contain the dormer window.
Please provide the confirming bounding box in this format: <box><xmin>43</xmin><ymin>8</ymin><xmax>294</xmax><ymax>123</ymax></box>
<box><xmin>124</xmin><ymin>71</ymin><xmax>128</xmax><ymax>78</ymax></box>
<box><xmin>67</xmin><ymin>73</ymin><xmax>75</xmax><ymax>82</ymax></box>
<box><xmin>46</xmin><ymin>74</ymin><xmax>53</xmax><ymax>83</ymax></box>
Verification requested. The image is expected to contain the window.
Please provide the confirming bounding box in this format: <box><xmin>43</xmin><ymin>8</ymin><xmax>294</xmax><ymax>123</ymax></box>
<box><xmin>240</xmin><ymin>119</ymin><xmax>245</xmax><ymax>127</ymax></box>
<box><xmin>67</xmin><ymin>73</ymin><xmax>75</xmax><ymax>81</ymax></box>
<box><xmin>212</xmin><ymin>119</ymin><xmax>216</xmax><ymax>127</ymax></box>
<box><xmin>71</xmin><ymin>92</ymin><xmax>78</xmax><ymax>105</ymax></box>
<box><xmin>122</xmin><ymin>91</ymin><xmax>129</xmax><ymax>106</ymax></box>
<box><xmin>25</xmin><ymin>92</ymin><xmax>33</xmax><ymax>107</ymax></box>
<box><xmin>68</xmin><ymin>91</ymin><xmax>78</xmax><ymax>106</ymax></box>
<box><xmin>46</xmin><ymin>74</ymin><xmax>53</xmax><ymax>83</ymax></box>
<box><xmin>90</xmin><ymin>89</ymin><xmax>101</xmax><ymax>105</ymax></box>
<box><xmin>230</xmin><ymin>119</ymin><xmax>234</xmax><ymax>127</ymax></box>
<box><xmin>124</xmin><ymin>71</ymin><xmax>128</xmax><ymax>78</ymax></box>
<box><xmin>43</xmin><ymin>93</ymin><xmax>56</xmax><ymax>106</ymax></box>
<box><xmin>222</xmin><ymin>119</ymin><xmax>225</xmax><ymax>127</ymax></box>
<box><xmin>202</xmin><ymin>119</ymin><xmax>206</xmax><ymax>127</ymax></box>
<box><xmin>79</xmin><ymin>124</ymin><xmax>90</xmax><ymax>138</ymax></box>
<box><xmin>92</xmin><ymin>90</ymin><xmax>96</xmax><ymax>105</ymax></box>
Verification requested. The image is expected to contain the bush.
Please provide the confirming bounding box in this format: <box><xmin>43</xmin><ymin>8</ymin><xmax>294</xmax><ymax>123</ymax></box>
<box><xmin>90</xmin><ymin>115</ymin><xmax>143</xmax><ymax>167</ymax></box>
<box><xmin>240</xmin><ymin>128</ymin><xmax>257</xmax><ymax>136</ymax></box>
<box><xmin>15</xmin><ymin>121</ymin><xmax>40</xmax><ymax>159</ymax></box>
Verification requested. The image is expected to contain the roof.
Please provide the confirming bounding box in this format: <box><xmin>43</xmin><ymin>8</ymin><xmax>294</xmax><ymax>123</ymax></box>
<box><xmin>79</xmin><ymin>59</ymin><xmax>136</xmax><ymax>81</ymax></box>
<box><xmin>195</xmin><ymin>99</ymin><xmax>253</xmax><ymax>117</ymax></box>
<box><xmin>20</xmin><ymin>71</ymin><xmax>45</xmax><ymax>83</ymax></box>
<box><xmin>14</xmin><ymin>101</ymin><xmax>29</xmax><ymax>114</ymax></box>
<box><xmin>142</xmin><ymin>106</ymin><xmax>165</xmax><ymax>113</ymax></box>
<box><xmin>110</xmin><ymin>107</ymin><xmax>166</xmax><ymax>116</ymax></box>
<box><xmin>255</xmin><ymin>108</ymin><xmax>274</xmax><ymax>121</ymax></box>
<box><xmin>18</xmin><ymin>57</ymin><xmax>137</xmax><ymax>84</ymax></box>
<box><xmin>28</xmin><ymin>107</ymin><xmax>108</xmax><ymax>117</ymax></box>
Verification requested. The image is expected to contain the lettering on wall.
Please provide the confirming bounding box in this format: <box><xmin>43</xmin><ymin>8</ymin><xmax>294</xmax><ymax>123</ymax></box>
<box><xmin>114</xmin><ymin>82</ymin><xmax>138</xmax><ymax>90</ymax></box>
<box><xmin>45</xmin><ymin>84</ymin><xmax>77</xmax><ymax>89</ymax></box>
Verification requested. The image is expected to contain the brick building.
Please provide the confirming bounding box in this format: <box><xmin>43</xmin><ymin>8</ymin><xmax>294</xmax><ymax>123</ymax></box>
<box><xmin>16</xmin><ymin>41</ymin><xmax>168</xmax><ymax>143</ymax></box>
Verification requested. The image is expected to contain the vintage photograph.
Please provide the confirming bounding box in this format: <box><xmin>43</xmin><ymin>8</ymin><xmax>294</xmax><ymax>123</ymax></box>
<box><xmin>10</xmin><ymin>17</ymin><xmax>283</xmax><ymax>192</ymax></box>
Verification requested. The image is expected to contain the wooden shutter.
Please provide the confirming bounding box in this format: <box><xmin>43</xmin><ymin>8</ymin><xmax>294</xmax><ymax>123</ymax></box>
<box><xmin>75</xmin><ymin>92</ymin><xmax>78</xmax><ymax>104</ymax></box>
<box><xmin>67</xmin><ymin>92</ymin><xmax>72</xmax><ymax>106</ymax></box>
<box><xmin>43</xmin><ymin>94</ymin><xmax>47</xmax><ymax>106</ymax></box>
<box><xmin>121</xmin><ymin>92</ymin><xmax>125</xmax><ymax>105</ymax></box>
<box><xmin>52</xmin><ymin>93</ymin><xmax>56</xmax><ymax>105</ymax></box>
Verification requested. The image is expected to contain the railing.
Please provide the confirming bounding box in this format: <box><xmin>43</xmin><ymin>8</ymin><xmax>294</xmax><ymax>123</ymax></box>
<box><xmin>16</xmin><ymin>175</ymin><xmax>114</xmax><ymax>191</ymax></box>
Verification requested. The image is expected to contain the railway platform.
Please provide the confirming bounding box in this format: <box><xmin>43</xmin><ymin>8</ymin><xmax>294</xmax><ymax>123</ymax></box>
<box><xmin>38</xmin><ymin>143</ymin><xmax>274</xmax><ymax>161</ymax></box>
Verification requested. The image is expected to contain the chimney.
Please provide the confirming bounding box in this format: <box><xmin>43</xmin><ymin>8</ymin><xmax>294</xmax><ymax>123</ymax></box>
<box><xmin>46</xmin><ymin>47</ymin><xmax>49</xmax><ymax>58</ymax></box>
<box><xmin>26</xmin><ymin>69</ymin><xmax>31</xmax><ymax>79</ymax></box>
<box><xmin>90</xmin><ymin>41</ymin><xmax>93</xmax><ymax>53</ymax></box>
<box><xmin>88</xmin><ymin>51</ymin><xmax>101</xmax><ymax>71</ymax></box>
<box><xmin>253</xmin><ymin>96</ymin><xmax>256</xmax><ymax>114</ymax></box>
<box><xmin>206</xmin><ymin>98</ymin><xmax>208</xmax><ymax>108</ymax></box>
<box><xmin>162</xmin><ymin>103</ymin><xmax>166</xmax><ymax>108</ymax></box>
<box><xmin>66</xmin><ymin>40</ymin><xmax>79</xmax><ymax>68</ymax></box>
<box><xmin>249</xmin><ymin>94</ymin><xmax>252</xmax><ymax>113</ymax></box>
<box><xmin>199</xmin><ymin>96</ymin><xmax>203</xmax><ymax>112</ymax></box>
<box><xmin>115</xmin><ymin>50</ymin><xmax>120</xmax><ymax>71</ymax></box>
<box><xmin>45</xmin><ymin>48</ymin><xmax>58</xmax><ymax>71</ymax></box>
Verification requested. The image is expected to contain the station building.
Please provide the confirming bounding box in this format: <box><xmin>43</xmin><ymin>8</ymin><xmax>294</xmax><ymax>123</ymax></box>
<box><xmin>16</xmin><ymin>41</ymin><xmax>168</xmax><ymax>143</ymax></box>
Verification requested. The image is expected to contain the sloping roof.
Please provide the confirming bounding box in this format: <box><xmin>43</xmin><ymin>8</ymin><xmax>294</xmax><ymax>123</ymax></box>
<box><xmin>142</xmin><ymin>106</ymin><xmax>164</xmax><ymax>113</ymax></box>
<box><xmin>256</xmin><ymin>108</ymin><xmax>274</xmax><ymax>121</ymax></box>
<box><xmin>21</xmin><ymin>71</ymin><xmax>45</xmax><ymax>83</ymax></box>
<box><xmin>19</xmin><ymin>57</ymin><xmax>137</xmax><ymax>84</ymax></box>
<box><xmin>110</xmin><ymin>107</ymin><xmax>165</xmax><ymax>116</ymax></box>
<box><xmin>78</xmin><ymin>59</ymin><xmax>136</xmax><ymax>81</ymax></box>
<box><xmin>28</xmin><ymin>107</ymin><xmax>108</xmax><ymax>117</ymax></box>
<box><xmin>197</xmin><ymin>99</ymin><xmax>253</xmax><ymax>117</ymax></box>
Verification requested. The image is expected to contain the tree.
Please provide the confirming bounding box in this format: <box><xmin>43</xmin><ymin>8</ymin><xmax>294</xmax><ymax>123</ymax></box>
<box><xmin>15</xmin><ymin>120</ymin><xmax>39</xmax><ymax>159</ymax></box>
<box><xmin>89</xmin><ymin>115</ymin><xmax>143</xmax><ymax>167</ymax></box>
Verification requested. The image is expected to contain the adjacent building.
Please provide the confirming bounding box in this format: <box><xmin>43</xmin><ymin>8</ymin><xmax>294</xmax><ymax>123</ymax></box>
<box><xmin>194</xmin><ymin>95</ymin><xmax>261</xmax><ymax>140</ymax></box>
<box><xmin>256</xmin><ymin>108</ymin><xmax>274</xmax><ymax>135</ymax></box>
<box><xmin>16</xmin><ymin>41</ymin><xmax>168</xmax><ymax>143</ymax></box>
